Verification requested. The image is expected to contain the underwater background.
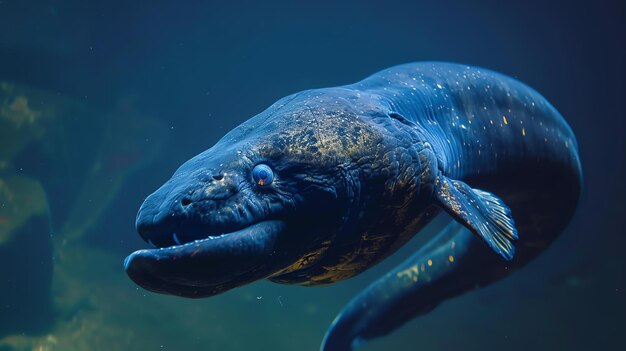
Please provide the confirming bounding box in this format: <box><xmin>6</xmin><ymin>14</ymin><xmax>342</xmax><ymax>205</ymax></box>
<box><xmin>0</xmin><ymin>0</ymin><xmax>624</xmax><ymax>350</ymax></box>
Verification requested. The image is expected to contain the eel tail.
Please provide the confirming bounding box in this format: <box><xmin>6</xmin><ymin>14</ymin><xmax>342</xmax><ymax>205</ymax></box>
<box><xmin>321</xmin><ymin>220</ymin><xmax>505</xmax><ymax>351</ymax></box>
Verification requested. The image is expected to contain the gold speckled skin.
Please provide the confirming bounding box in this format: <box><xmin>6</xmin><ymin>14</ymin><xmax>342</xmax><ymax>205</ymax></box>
<box><xmin>222</xmin><ymin>89</ymin><xmax>443</xmax><ymax>285</ymax></box>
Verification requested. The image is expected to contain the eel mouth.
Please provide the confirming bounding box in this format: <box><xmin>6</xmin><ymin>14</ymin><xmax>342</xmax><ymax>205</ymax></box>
<box><xmin>124</xmin><ymin>220</ymin><xmax>290</xmax><ymax>298</ymax></box>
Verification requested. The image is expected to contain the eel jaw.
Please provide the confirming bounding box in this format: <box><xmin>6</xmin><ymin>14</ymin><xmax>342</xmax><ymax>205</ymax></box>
<box><xmin>124</xmin><ymin>220</ymin><xmax>291</xmax><ymax>298</ymax></box>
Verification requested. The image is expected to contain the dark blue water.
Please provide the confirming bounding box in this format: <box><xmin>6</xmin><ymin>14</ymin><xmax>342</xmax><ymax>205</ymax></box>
<box><xmin>0</xmin><ymin>1</ymin><xmax>624</xmax><ymax>350</ymax></box>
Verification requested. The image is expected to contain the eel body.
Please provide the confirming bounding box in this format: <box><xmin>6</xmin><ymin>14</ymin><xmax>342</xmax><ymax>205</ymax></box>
<box><xmin>124</xmin><ymin>62</ymin><xmax>582</xmax><ymax>350</ymax></box>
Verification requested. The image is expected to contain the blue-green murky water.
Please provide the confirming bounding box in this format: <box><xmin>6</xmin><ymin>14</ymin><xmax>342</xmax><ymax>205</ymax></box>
<box><xmin>0</xmin><ymin>1</ymin><xmax>624</xmax><ymax>350</ymax></box>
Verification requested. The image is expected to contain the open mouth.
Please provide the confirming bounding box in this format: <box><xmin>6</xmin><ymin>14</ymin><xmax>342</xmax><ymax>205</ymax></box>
<box><xmin>125</xmin><ymin>220</ymin><xmax>290</xmax><ymax>298</ymax></box>
<box><xmin>135</xmin><ymin>206</ymin><xmax>267</xmax><ymax>249</ymax></box>
<box><xmin>142</xmin><ymin>220</ymin><xmax>261</xmax><ymax>249</ymax></box>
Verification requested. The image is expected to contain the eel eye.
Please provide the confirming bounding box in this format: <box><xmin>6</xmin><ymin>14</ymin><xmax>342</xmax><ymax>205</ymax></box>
<box><xmin>252</xmin><ymin>164</ymin><xmax>274</xmax><ymax>186</ymax></box>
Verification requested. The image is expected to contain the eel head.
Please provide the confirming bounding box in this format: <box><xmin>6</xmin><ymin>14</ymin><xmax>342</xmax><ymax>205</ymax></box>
<box><xmin>124</xmin><ymin>92</ymin><xmax>388</xmax><ymax>297</ymax></box>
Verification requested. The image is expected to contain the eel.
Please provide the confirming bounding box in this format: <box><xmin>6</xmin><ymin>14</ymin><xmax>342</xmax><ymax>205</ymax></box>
<box><xmin>124</xmin><ymin>62</ymin><xmax>582</xmax><ymax>350</ymax></box>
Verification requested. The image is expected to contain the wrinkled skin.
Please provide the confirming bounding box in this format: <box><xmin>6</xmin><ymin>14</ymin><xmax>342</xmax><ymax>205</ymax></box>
<box><xmin>125</xmin><ymin>89</ymin><xmax>437</xmax><ymax>297</ymax></box>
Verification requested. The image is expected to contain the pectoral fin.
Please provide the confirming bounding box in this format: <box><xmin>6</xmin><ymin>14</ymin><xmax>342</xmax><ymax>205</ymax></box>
<box><xmin>434</xmin><ymin>175</ymin><xmax>518</xmax><ymax>260</ymax></box>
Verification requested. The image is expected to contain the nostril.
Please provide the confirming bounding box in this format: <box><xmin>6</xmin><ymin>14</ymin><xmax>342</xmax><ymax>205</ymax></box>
<box><xmin>212</xmin><ymin>174</ymin><xmax>224</xmax><ymax>181</ymax></box>
<box><xmin>181</xmin><ymin>197</ymin><xmax>192</xmax><ymax>207</ymax></box>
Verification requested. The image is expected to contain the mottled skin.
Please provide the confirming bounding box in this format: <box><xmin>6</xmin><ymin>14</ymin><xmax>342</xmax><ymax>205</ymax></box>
<box><xmin>124</xmin><ymin>62</ymin><xmax>581</xmax><ymax>350</ymax></box>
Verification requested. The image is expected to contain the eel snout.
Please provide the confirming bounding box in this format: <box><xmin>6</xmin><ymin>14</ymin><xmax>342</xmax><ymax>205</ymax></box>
<box><xmin>126</xmin><ymin>164</ymin><xmax>300</xmax><ymax>297</ymax></box>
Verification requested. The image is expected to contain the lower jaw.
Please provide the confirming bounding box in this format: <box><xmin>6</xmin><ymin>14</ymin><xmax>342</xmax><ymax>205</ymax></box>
<box><xmin>124</xmin><ymin>220</ymin><xmax>292</xmax><ymax>298</ymax></box>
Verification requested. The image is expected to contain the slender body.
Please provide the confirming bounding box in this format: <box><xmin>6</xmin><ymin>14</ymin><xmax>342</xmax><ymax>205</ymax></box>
<box><xmin>320</xmin><ymin>63</ymin><xmax>581</xmax><ymax>349</ymax></box>
<box><xmin>125</xmin><ymin>63</ymin><xmax>581</xmax><ymax>350</ymax></box>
